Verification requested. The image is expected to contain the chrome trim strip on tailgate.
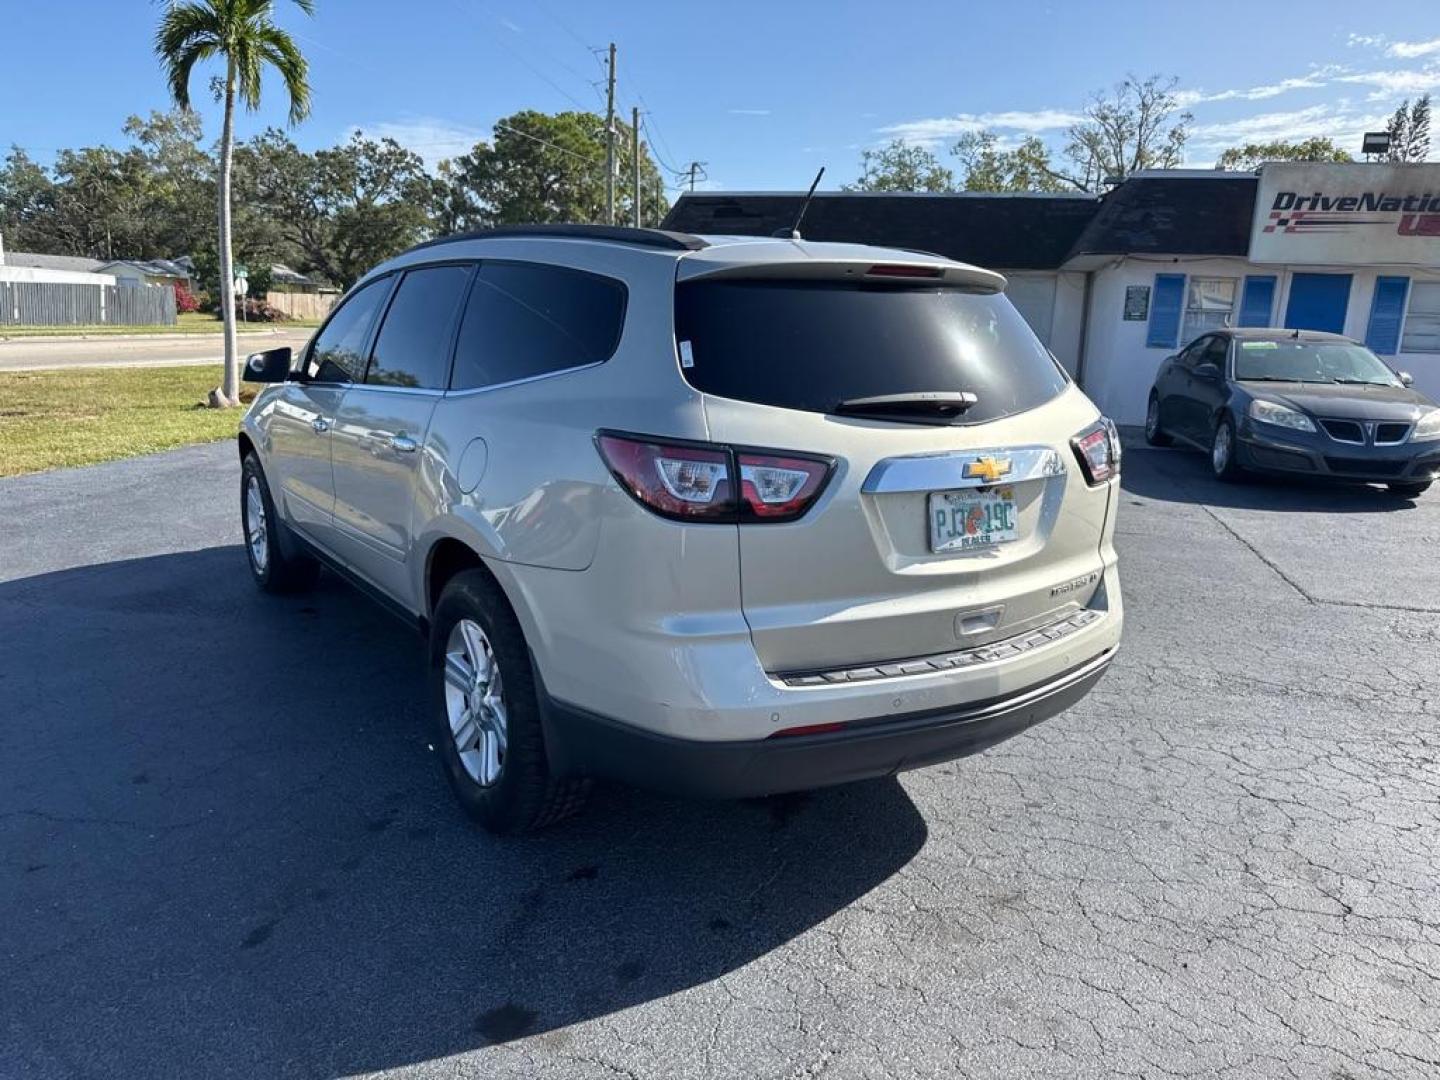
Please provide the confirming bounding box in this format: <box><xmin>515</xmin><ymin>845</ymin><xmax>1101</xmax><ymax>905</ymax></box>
<box><xmin>861</xmin><ymin>445</ymin><xmax>1066</xmax><ymax>494</ymax></box>
<box><xmin>777</xmin><ymin>607</ymin><xmax>1104</xmax><ymax>687</ymax></box>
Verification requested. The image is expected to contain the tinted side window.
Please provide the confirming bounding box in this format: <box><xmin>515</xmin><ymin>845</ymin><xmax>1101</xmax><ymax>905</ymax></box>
<box><xmin>365</xmin><ymin>264</ymin><xmax>473</xmax><ymax>389</ymax></box>
<box><xmin>1203</xmin><ymin>336</ymin><xmax>1229</xmax><ymax>373</ymax></box>
<box><xmin>308</xmin><ymin>277</ymin><xmax>391</xmax><ymax>383</ymax></box>
<box><xmin>450</xmin><ymin>262</ymin><xmax>627</xmax><ymax>390</ymax></box>
<box><xmin>1177</xmin><ymin>336</ymin><xmax>1210</xmax><ymax>368</ymax></box>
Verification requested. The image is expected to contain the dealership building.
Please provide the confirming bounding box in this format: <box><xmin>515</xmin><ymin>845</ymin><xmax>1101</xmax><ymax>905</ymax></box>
<box><xmin>663</xmin><ymin>163</ymin><xmax>1440</xmax><ymax>425</ymax></box>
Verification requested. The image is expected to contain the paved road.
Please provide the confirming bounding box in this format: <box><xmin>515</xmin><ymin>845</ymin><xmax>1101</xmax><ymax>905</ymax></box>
<box><xmin>0</xmin><ymin>329</ymin><xmax>313</xmax><ymax>372</ymax></box>
<box><xmin>2</xmin><ymin>442</ymin><xmax>1438</xmax><ymax>1079</ymax></box>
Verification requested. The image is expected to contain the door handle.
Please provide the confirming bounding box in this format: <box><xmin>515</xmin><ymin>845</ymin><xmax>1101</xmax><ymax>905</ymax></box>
<box><xmin>389</xmin><ymin>434</ymin><xmax>418</xmax><ymax>454</ymax></box>
<box><xmin>311</xmin><ymin>417</ymin><xmax>330</xmax><ymax>434</ymax></box>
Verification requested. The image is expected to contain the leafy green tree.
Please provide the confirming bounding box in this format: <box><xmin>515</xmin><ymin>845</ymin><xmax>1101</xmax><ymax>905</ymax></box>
<box><xmin>952</xmin><ymin>132</ymin><xmax>1067</xmax><ymax>192</ymax></box>
<box><xmin>0</xmin><ymin>148</ymin><xmax>58</xmax><ymax>252</ymax></box>
<box><xmin>1214</xmin><ymin>138</ymin><xmax>1353</xmax><ymax>171</ymax></box>
<box><xmin>122</xmin><ymin>110</ymin><xmax>215</xmax><ymax>259</ymax></box>
<box><xmin>441</xmin><ymin>110</ymin><xmax>665</xmax><ymax>227</ymax></box>
<box><xmin>236</xmin><ymin>129</ymin><xmax>432</xmax><ymax>289</ymax></box>
<box><xmin>157</xmin><ymin>0</ymin><xmax>313</xmax><ymax>407</ymax></box>
<box><xmin>1385</xmin><ymin>95</ymin><xmax>1432</xmax><ymax>163</ymax></box>
<box><xmin>846</xmin><ymin>139</ymin><xmax>954</xmax><ymax>192</ymax></box>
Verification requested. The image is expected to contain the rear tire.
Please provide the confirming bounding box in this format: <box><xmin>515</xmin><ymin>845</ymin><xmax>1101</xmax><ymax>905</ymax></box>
<box><xmin>1387</xmin><ymin>481</ymin><xmax>1431</xmax><ymax>499</ymax></box>
<box><xmin>1210</xmin><ymin>415</ymin><xmax>1244</xmax><ymax>482</ymax></box>
<box><xmin>1144</xmin><ymin>392</ymin><xmax>1173</xmax><ymax>447</ymax></box>
<box><xmin>241</xmin><ymin>453</ymin><xmax>320</xmax><ymax>593</ymax></box>
<box><xmin>429</xmin><ymin>569</ymin><xmax>589</xmax><ymax>834</ymax></box>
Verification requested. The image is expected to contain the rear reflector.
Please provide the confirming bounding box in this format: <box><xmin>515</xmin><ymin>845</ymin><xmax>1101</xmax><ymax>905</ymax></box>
<box><xmin>865</xmin><ymin>264</ymin><xmax>945</xmax><ymax>279</ymax></box>
<box><xmin>595</xmin><ymin>431</ymin><xmax>833</xmax><ymax>524</ymax></box>
<box><xmin>769</xmin><ymin>721</ymin><xmax>848</xmax><ymax>738</ymax></box>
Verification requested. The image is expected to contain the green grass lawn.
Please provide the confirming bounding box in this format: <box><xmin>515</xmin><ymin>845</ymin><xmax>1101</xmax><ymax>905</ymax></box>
<box><xmin>0</xmin><ymin>366</ymin><xmax>255</xmax><ymax>477</ymax></box>
<box><xmin>0</xmin><ymin>312</ymin><xmax>321</xmax><ymax>338</ymax></box>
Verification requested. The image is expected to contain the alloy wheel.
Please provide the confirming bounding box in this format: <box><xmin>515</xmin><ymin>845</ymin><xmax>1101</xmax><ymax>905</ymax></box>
<box><xmin>245</xmin><ymin>475</ymin><xmax>269</xmax><ymax>574</ymax></box>
<box><xmin>443</xmin><ymin>618</ymin><xmax>508</xmax><ymax>787</ymax></box>
<box><xmin>1212</xmin><ymin>423</ymin><xmax>1232</xmax><ymax>474</ymax></box>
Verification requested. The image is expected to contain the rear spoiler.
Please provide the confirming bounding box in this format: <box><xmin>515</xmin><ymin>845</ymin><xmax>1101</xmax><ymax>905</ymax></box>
<box><xmin>676</xmin><ymin>258</ymin><xmax>1007</xmax><ymax>294</ymax></box>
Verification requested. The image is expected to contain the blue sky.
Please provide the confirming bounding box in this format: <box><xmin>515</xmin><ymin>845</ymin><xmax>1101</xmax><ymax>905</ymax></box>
<box><xmin>3</xmin><ymin>0</ymin><xmax>1438</xmax><ymax>196</ymax></box>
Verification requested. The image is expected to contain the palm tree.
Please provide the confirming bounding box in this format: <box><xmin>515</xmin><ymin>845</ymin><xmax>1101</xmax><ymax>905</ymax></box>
<box><xmin>156</xmin><ymin>0</ymin><xmax>313</xmax><ymax>408</ymax></box>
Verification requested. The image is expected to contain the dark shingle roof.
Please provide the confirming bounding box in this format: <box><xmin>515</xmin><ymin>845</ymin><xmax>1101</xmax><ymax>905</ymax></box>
<box><xmin>1068</xmin><ymin>173</ymin><xmax>1258</xmax><ymax>258</ymax></box>
<box><xmin>661</xmin><ymin>191</ymin><xmax>1101</xmax><ymax>270</ymax></box>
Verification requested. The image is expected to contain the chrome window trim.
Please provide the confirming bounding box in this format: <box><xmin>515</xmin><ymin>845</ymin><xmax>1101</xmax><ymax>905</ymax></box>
<box><xmin>442</xmin><ymin>359</ymin><xmax>607</xmax><ymax>398</ymax></box>
<box><xmin>861</xmin><ymin>445</ymin><xmax>1066</xmax><ymax>494</ymax></box>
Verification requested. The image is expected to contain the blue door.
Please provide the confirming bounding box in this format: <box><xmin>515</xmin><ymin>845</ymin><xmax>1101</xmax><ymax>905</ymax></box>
<box><xmin>1284</xmin><ymin>273</ymin><xmax>1352</xmax><ymax>334</ymax></box>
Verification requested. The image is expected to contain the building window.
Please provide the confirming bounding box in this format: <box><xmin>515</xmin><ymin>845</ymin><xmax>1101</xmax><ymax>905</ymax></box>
<box><xmin>1181</xmin><ymin>278</ymin><xmax>1237</xmax><ymax>345</ymax></box>
<box><xmin>1401</xmin><ymin>281</ymin><xmax>1440</xmax><ymax>354</ymax></box>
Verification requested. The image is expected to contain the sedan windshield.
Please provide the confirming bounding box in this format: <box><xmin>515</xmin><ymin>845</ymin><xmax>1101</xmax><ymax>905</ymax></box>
<box><xmin>1234</xmin><ymin>339</ymin><xmax>1401</xmax><ymax>386</ymax></box>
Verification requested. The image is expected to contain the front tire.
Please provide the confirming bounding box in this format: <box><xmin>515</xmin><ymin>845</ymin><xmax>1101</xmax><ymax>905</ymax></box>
<box><xmin>429</xmin><ymin>569</ymin><xmax>588</xmax><ymax>834</ymax></box>
<box><xmin>1144</xmin><ymin>392</ymin><xmax>1173</xmax><ymax>447</ymax></box>
<box><xmin>1210</xmin><ymin>415</ymin><xmax>1244</xmax><ymax>482</ymax></box>
<box><xmin>1387</xmin><ymin>481</ymin><xmax>1431</xmax><ymax>499</ymax></box>
<box><xmin>241</xmin><ymin>453</ymin><xmax>320</xmax><ymax>593</ymax></box>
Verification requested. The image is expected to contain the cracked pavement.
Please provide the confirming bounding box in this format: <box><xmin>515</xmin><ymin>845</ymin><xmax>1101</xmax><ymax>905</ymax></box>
<box><xmin>2</xmin><ymin>440</ymin><xmax>1438</xmax><ymax>1079</ymax></box>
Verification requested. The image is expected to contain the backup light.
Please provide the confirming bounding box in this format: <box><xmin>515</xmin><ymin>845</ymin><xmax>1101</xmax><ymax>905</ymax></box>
<box><xmin>1071</xmin><ymin>417</ymin><xmax>1121</xmax><ymax>485</ymax></box>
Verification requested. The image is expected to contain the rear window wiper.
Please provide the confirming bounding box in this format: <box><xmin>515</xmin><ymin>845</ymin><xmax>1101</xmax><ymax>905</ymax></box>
<box><xmin>832</xmin><ymin>391</ymin><xmax>978</xmax><ymax>422</ymax></box>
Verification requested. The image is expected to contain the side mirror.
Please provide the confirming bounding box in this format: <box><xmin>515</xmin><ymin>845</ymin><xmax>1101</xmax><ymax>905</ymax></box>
<box><xmin>1399</xmin><ymin>371</ymin><xmax>1414</xmax><ymax>387</ymax></box>
<box><xmin>1193</xmin><ymin>362</ymin><xmax>1221</xmax><ymax>380</ymax></box>
<box><xmin>242</xmin><ymin>347</ymin><xmax>292</xmax><ymax>383</ymax></box>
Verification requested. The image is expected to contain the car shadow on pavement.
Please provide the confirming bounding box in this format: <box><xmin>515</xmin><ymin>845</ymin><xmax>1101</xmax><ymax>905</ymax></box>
<box><xmin>1121</xmin><ymin>445</ymin><xmax>1425</xmax><ymax>513</ymax></box>
<box><xmin>1</xmin><ymin>545</ymin><xmax>927</xmax><ymax>1079</ymax></box>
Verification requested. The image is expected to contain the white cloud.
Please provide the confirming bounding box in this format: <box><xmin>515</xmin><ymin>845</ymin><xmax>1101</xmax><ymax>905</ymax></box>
<box><xmin>1335</xmin><ymin>67</ymin><xmax>1440</xmax><ymax>97</ymax></box>
<box><xmin>1347</xmin><ymin>32</ymin><xmax>1386</xmax><ymax>49</ymax></box>
<box><xmin>1388</xmin><ymin>37</ymin><xmax>1440</xmax><ymax>59</ymax></box>
<box><xmin>727</xmin><ymin>108</ymin><xmax>772</xmax><ymax>116</ymax></box>
<box><xmin>498</xmin><ymin>16</ymin><xmax>522</xmax><ymax>33</ymax></box>
<box><xmin>1187</xmin><ymin>104</ymin><xmax>1392</xmax><ymax>154</ymax></box>
<box><xmin>1176</xmin><ymin>71</ymin><xmax>1336</xmax><ymax>107</ymax></box>
<box><xmin>879</xmin><ymin>108</ymin><xmax>1082</xmax><ymax>146</ymax></box>
<box><xmin>351</xmin><ymin>118</ymin><xmax>487</xmax><ymax>170</ymax></box>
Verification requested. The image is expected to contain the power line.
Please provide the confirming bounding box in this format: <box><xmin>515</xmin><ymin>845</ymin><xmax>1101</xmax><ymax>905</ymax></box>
<box><xmin>448</xmin><ymin>0</ymin><xmax>592</xmax><ymax>111</ymax></box>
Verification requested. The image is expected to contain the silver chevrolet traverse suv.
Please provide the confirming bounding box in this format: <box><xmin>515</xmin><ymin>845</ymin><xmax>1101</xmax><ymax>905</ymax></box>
<box><xmin>238</xmin><ymin>225</ymin><xmax>1123</xmax><ymax>833</ymax></box>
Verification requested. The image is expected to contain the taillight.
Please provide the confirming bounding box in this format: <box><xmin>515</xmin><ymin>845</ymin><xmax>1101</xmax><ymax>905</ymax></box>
<box><xmin>595</xmin><ymin>432</ymin><xmax>833</xmax><ymax>524</ymax></box>
<box><xmin>865</xmin><ymin>263</ymin><xmax>944</xmax><ymax>279</ymax></box>
<box><xmin>1071</xmin><ymin>417</ymin><xmax>1121</xmax><ymax>484</ymax></box>
<box><xmin>594</xmin><ymin>433</ymin><xmax>733</xmax><ymax>521</ymax></box>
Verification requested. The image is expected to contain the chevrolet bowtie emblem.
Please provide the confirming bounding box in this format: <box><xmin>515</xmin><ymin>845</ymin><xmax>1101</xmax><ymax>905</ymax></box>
<box><xmin>963</xmin><ymin>455</ymin><xmax>1013</xmax><ymax>483</ymax></box>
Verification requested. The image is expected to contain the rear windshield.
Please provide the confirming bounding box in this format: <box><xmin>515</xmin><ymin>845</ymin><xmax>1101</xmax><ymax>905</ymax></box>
<box><xmin>674</xmin><ymin>279</ymin><xmax>1068</xmax><ymax>423</ymax></box>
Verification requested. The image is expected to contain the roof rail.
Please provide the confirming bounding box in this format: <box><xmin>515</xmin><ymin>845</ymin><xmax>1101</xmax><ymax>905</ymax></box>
<box><xmin>405</xmin><ymin>224</ymin><xmax>709</xmax><ymax>255</ymax></box>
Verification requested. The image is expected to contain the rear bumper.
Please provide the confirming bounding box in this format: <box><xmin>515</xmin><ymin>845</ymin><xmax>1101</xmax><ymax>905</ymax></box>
<box><xmin>540</xmin><ymin>647</ymin><xmax>1116</xmax><ymax>799</ymax></box>
<box><xmin>1237</xmin><ymin>424</ymin><xmax>1440</xmax><ymax>483</ymax></box>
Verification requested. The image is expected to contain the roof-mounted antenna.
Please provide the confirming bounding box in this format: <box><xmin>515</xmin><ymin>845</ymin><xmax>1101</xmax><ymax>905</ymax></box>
<box><xmin>774</xmin><ymin>167</ymin><xmax>825</xmax><ymax>240</ymax></box>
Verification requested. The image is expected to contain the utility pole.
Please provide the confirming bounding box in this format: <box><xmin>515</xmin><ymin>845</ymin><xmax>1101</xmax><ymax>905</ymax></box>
<box><xmin>604</xmin><ymin>42</ymin><xmax>616</xmax><ymax>225</ymax></box>
<box><xmin>686</xmin><ymin>161</ymin><xmax>708</xmax><ymax>192</ymax></box>
<box><xmin>631</xmin><ymin>106</ymin><xmax>641</xmax><ymax>228</ymax></box>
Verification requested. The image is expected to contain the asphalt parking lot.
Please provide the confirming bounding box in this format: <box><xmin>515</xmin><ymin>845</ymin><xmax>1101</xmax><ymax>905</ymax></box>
<box><xmin>3</xmin><ymin>439</ymin><xmax>1438</xmax><ymax>1080</ymax></box>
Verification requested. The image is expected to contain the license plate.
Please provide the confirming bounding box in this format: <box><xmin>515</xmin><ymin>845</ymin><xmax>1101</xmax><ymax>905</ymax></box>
<box><xmin>928</xmin><ymin>487</ymin><xmax>1019</xmax><ymax>553</ymax></box>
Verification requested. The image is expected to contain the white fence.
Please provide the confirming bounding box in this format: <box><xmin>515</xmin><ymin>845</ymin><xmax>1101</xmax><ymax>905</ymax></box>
<box><xmin>0</xmin><ymin>282</ymin><xmax>177</xmax><ymax>327</ymax></box>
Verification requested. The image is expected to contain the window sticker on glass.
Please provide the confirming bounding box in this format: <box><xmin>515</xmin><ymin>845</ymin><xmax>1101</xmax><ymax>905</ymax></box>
<box><xmin>679</xmin><ymin>339</ymin><xmax>695</xmax><ymax>368</ymax></box>
<box><xmin>1241</xmin><ymin>341</ymin><xmax>1279</xmax><ymax>349</ymax></box>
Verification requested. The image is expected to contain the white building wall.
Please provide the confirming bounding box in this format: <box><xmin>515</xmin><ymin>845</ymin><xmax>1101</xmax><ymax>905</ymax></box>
<box><xmin>1001</xmin><ymin>270</ymin><xmax>1086</xmax><ymax>377</ymax></box>
<box><xmin>1080</xmin><ymin>257</ymin><xmax>1440</xmax><ymax>425</ymax></box>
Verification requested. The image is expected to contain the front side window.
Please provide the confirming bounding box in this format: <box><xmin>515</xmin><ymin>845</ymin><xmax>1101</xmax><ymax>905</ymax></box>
<box><xmin>450</xmin><ymin>262</ymin><xmax>627</xmax><ymax>391</ymax></box>
<box><xmin>1401</xmin><ymin>281</ymin><xmax>1440</xmax><ymax>354</ymax></box>
<box><xmin>1181</xmin><ymin>278</ymin><xmax>1237</xmax><ymax>345</ymax></box>
<box><xmin>675</xmin><ymin>280</ymin><xmax>1068</xmax><ymax>424</ymax></box>
<box><xmin>365</xmin><ymin>264</ymin><xmax>472</xmax><ymax>389</ymax></box>
<box><xmin>1234</xmin><ymin>339</ymin><xmax>1401</xmax><ymax>386</ymax></box>
<box><xmin>307</xmin><ymin>277</ymin><xmax>391</xmax><ymax>383</ymax></box>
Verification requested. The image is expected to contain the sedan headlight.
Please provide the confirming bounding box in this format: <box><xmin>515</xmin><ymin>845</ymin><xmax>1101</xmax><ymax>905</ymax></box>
<box><xmin>1249</xmin><ymin>399</ymin><xmax>1316</xmax><ymax>433</ymax></box>
<box><xmin>1413</xmin><ymin>409</ymin><xmax>1440</xmax><ymax>441</ymax></box>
